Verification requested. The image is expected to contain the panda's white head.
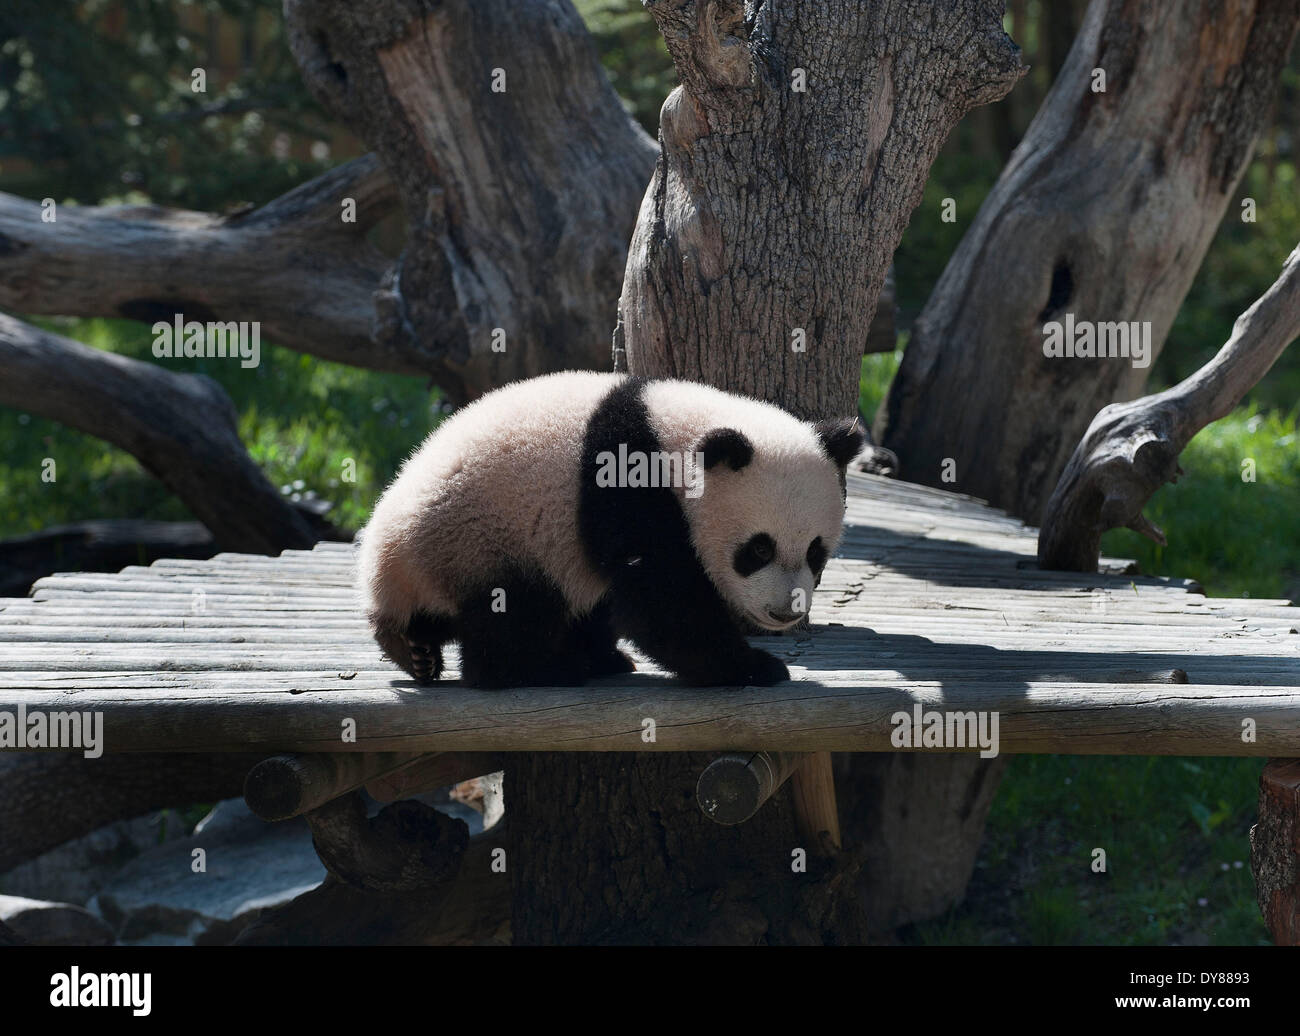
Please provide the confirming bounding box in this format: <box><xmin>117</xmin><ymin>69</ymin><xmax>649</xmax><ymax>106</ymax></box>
<box><xmin>684</xmin><ymin>419</ymin><xmax>865</xmax><ymax>632</ymax></box>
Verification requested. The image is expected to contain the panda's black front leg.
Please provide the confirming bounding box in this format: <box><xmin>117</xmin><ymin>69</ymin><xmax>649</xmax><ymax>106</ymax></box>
<box><xmin>609</xmin><ymin>556</ymin><xmax>789</xmax><ymax>687</ymax></box>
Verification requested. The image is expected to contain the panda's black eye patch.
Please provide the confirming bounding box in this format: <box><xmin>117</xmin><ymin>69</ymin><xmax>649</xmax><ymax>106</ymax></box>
<box><xmin>807</xmin><ymin>537</ymin><xmax>827</xmax><ymax>575</ymax></box>
<box><xmin>734</xmin><ymin>533</ymin><xmax>775</xmax><ymax>576</ymax></box>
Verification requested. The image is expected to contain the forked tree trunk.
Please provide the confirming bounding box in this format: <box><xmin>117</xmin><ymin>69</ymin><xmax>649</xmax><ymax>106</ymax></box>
<box><xmin>282</xmin><ymin>0</ymin><xmax>658</xmax><ymax>403</ymax></box>
<box><xmin>878</xmin><ymin>0</ymin><xmax>1300</xmax><ymax>522</ymax></box>
<box><xmin>614</xmin><ymin>0</ymin><xmax>1023</xmax><ymax>420</ymax></box>
<box><xmin>512</xmin><ymin>0</ymin><xmax>1024</xmax><ymax>944</ymax></box>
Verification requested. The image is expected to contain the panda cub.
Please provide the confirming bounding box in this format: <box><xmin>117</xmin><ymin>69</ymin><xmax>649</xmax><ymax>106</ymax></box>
<box><xmin>359</xmin><ymin>371</ymin><xmax>863</xmax><ymax>688</ymax></box>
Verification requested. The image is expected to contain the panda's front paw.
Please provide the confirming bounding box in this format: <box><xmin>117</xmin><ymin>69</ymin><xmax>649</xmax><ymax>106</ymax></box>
<box><xmin>744</xmin><ymin>648</ymin><xmax>790</xmax><ymax>686</ymax></box>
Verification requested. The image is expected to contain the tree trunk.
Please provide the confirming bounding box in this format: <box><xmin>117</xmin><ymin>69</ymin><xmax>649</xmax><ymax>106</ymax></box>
<box><xmin>510</xmin><ymin>752</ymin><xmax>868</xmax><ymax>945</ymax></box>
<box><xmin>512</xmin><ymin>0</ymin><xmax>1024</xmax><ymax>944</ymax></box>
<box><xmin>282</xmin><ymin>0</ymin><xmax>659</xmax><ymax>403</ymax></box>
<box><xmin>614</xmin><ymin>0</ymin><xmax>1023</xmax><ymax>420</ymax></box>
<box><xmin>0</xmin><ymin>752</ymin><xmax>261</xmax><ymax>872</ymax></box>
<box><xmin>878</xmin><ymin>0</ymin><xmax>1300</xmax><ymax>522</ymax></box>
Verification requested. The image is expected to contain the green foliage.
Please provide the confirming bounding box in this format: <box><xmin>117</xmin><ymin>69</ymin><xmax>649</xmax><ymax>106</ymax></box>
<box><xmin>0</xmin><ymin>0</ymin><xmax>334</xmax><ymax>207</ymax></box>
<box><xmin>1158</xmin><ymin>159</ymin><xmax>1300</xmax><ymax>409</ymax></box>
<box><xmin>891</xmin><ymin>150</ymin><xmax>1001</xmax><ymax>322</ymax></box>
<box><xmin>573</xmin><ymin>0</ymin><xmax>674</xmax><ymax>135</ymax></box>
<box><xmin>859</xmin><ymin>344</ymin><xmax>904</xmax><ymax>427</ymax></box>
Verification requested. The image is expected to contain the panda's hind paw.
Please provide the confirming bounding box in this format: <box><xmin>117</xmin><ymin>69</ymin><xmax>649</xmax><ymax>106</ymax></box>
<box><xmin>407</xmin><ymin>637</ymin><xmax>441</xmax><ymax>686</ymax></box>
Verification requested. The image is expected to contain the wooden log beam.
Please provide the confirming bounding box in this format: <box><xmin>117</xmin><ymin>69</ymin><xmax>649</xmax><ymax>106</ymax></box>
<box><xmin>365</xmin><ymin>752</ymin><xmax>506</xmax><ymax>803</ymax></box>
<box><xmin>244</xmin><ymin>751</ymin><xmax>430</xmax><ymax>821</ymax></box>
<box><xmin>0</xmin><ymin>314</ymin><xmax>316</xmax><ymax>554</ymax></box>
<box><xmin>697</xmin><ymin>750</ymin><xmax>842</xmax><ymax>854</ymax></box>
<box><xmin>3</xmin><ymin>680</ymin><xmax>1296</xmax><ymax>755</ymax></box>
<box><xmin>0</xmin><ymin>519</ymin><xmax>217</xmax><ymax>598</ymax></box>
<box><xmin>1250</xmin><ymin>758</ymin><xmax>1300</xmax><ymax>946</ymax></box>
<box><xmin>1039</xmin><ymin>243</ymin><xmax>1300</xmax><ymax>571</ymax></box>
<box><xmin>696</xmin><ymin>751</ymin><xmax>803</xmax><ymax>825</ymax></box>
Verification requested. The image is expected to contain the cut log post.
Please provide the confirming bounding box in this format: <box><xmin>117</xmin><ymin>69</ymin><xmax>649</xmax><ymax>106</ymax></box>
<box><xmin>1250</xmin><ymin>758</ymin><xmax>1300</xmax><ymax>946</ymax></box>
<box><xmin>696</xmin><ymin>751</ymin><xmax>804</xmax><ymax>825</ymax></box>
<box><xmin>697</xmin><ymin>750</ymin><xmax>841</xmax><ymax>854</ymax></box>
<box><xmin>244</xmin><ymin>751</ymin><xmax>431</xmax><ymax>821</ymax></box>
<box><xmin>1039</xmin><ymin>243</ymin><xmax>1300</xmax><ymax>571</ymax></box>
<box><xmin>599</xmin><ymin>0</ymin><xmax>1025</xmax><ymax>945</ymax></box>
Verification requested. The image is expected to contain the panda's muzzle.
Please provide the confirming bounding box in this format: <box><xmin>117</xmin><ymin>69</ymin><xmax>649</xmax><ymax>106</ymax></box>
<box><xmin>750</xmin><ymin>607</ymin><xmax>802</xmax><ymax>631</ymax></box>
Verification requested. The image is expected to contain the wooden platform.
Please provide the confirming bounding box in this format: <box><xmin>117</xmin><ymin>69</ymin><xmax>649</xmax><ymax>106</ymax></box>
<box><xmin>1</xmin><ymin>471</ymin><xmax>1298</xmax><ymax>755</ymax></box>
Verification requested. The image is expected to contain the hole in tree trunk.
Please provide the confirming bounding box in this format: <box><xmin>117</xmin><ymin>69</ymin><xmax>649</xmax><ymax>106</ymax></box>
<box><xmin>1037</xmin><ymin>260</ymin><xmax>1074</xmax><ymax>323</ymax></box>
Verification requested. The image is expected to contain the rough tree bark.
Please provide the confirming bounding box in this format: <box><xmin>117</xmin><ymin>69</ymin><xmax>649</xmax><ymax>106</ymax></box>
<box><xmin>614</xmin><ymin>0</ymin><xmax>1023</xmax><ymax>420</ymax></box>
<box><xmin>879</xmin><ymin>0</ymin><xmax>1300</xmax><ymax>522</ymax></box>
<box><xmin>1250</xmin><ymin>759</ymin><xmax>1300</xmax><ymax>946</ymax></box>
<box><xmin>1039</xmin><ymin>242</ymin><xmax>1300</xmax><ymax>572</ymax></box>
<box><xmin>0</xmin><ymin>315</ymin><xmax>316</xmax><ymax>553</ymax></box>
<box><xmin>0</xmin><ymin>156</ymin><xmax>409</xmax><ymax>375</ymax></box>
<box><xmin>510</xmin><ymin>0</ymin><xmax>1024</xmax><ymax>944</ymax></box>
<box><xmin>281</xmin><ymin>0</ymin><xmax>659</xmax><ymax>403</ymax></box>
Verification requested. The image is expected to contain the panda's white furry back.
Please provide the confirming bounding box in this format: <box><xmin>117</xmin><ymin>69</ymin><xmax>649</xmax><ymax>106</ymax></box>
<box><xmin>358</xmin><ymin>371</ymin><xmax>863</xmax><ymax>688</ymax></box>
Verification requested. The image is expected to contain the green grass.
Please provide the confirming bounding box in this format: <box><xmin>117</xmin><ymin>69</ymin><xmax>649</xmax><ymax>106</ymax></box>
<box><xmin>1101</xmin><ymin>404</ymin><xmax>1300</xmax><ymax>600</ymax></box>
<box><xmin>902</xmin><ymin>756</ymin><xmax>1268</xmax><ymax>946</ymax></box>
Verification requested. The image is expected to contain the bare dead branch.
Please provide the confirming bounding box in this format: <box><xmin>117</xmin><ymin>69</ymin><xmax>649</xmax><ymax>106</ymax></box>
<box><xmin>1038</xmin><ymin>244</ymin><xmax>1300</xmax><ymax>571</ymax></box>
<box><xmin>0</xmin><ymin>155</ymin><xmax>422</xmax><ymax>375</ymax></box>
<box><xmin>0</xmin><ymin>314</ymin><xmax>317</xmax><ymax>553</ymax></box>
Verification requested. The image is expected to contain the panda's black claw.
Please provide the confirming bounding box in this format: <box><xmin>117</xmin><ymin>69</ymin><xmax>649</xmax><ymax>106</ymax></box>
<box><xmin>406</xmin><ymin>636</ymin><xmax>440</xmax><ymax>686</ymax></box>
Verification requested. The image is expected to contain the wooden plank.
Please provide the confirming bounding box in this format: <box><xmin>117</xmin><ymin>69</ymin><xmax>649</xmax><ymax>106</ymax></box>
<box><xmin>0</xmin><ymin>647</ymin><xmax>1290</xmax><ymax>685</ymax></box>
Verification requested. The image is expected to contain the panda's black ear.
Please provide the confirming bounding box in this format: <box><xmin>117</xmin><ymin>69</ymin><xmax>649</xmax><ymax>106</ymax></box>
<box><xmin>815</xmin><ymin>417</ymin><xmax>866</xmax><ymax>469</ymax></box>
<box><xmin>700</xmin><ymin>428</ymin><xmax>754</xmax><ymax>471</ymax></box>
